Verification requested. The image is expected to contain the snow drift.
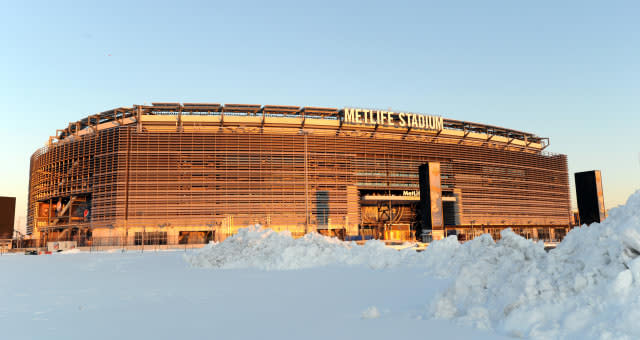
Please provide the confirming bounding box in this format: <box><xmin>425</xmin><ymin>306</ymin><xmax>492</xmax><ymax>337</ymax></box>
<box><xmin>428</xmin><ymin>190</ymin><xmax>640</xmax><ymax>339</ymax></box>
<box><xmin>185</xmin><ymin>226</ymin><xmax>417</xmax><ymax>270</ymax></box>
<box><xmin>187</xmin><ymin>190</ymin><xmax>640</xmax><ymax>339</ymax></box>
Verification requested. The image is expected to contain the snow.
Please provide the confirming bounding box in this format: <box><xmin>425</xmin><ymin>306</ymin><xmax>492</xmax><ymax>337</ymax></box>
<box><xmin>426</xmin><ymin>190</ymin><xmax>640</xmax><ymax>339</ymax></box>
<box><xmin>185</xmin><ymin>225</ymin><xmax>417</xmax><ymax>270</ymax></box>
<box><xmin>2</xmin><ymin>189</ymin><xmax>640</xmax><ymax>339</ymax></box>
<box><xmin>0</xmin><ymin>251</ymin><xmax>505</xmax><ymax>340</ymax></box>
<box><xmin>361</xmin><ymin>306</ymin><xmax>381</xmax><ymax>319</ymax></box>
<box><xmin>185</xmin><ymin>190</ymin><xmax>640</xmax><ymax>339</ymax></box>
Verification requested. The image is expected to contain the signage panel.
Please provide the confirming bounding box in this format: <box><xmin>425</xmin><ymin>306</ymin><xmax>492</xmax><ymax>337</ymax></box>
<box><xmin>344</xmin><ymin>108</ymin><xmax>443</xmax><ymax>131</ymax></box>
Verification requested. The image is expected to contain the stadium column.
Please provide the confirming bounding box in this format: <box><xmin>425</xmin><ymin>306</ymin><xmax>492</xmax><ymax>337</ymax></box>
<box><xmin>136</xmin><ymin>105</ymin><xmax>142</xmax><ymax>133</ymax></box>
<box><xmin>418</xmin><ymin>162</ymin><xmax>444</xmax><ymax>240</ymax></box>
<box><xmin>124</xmin><ymin>127</ymin><xmax>132</xmax><ymax>245</ymax></box>
<box><xmin>304</xmin><ymin>132</ymin><xmax>315</xmax><ymax>234</ymax></box>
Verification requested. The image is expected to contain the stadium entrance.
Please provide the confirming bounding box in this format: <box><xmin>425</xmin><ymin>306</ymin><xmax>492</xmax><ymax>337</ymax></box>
<box><xmin>358</xmin><ymin>189</ymin><xmax>418</xmax><ymax>240</ymax></box>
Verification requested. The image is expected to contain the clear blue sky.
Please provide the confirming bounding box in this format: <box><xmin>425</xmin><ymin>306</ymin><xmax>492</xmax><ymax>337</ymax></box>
<box><xmin>1</xmin><ymin>0</ymin><xmax>638</xmax><ymax>232</ymax></box>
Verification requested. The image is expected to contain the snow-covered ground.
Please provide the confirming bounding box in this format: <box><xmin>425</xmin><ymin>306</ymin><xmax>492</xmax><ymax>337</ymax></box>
<box><xmin>1</xmin><ymin>251</ymin><xmax>506</xmax><ymax>340</ymax></box>
<box><xmin>2</xmin><ymin>190</ymin><xmax>639</xmax><ymax>339</ymax></box>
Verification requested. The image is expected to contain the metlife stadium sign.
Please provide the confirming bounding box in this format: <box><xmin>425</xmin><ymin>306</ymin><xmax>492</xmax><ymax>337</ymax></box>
<box><xmin>343</xmin><ymin>108</ymin><xmax>443</xmax><ymax>131</ymax></box>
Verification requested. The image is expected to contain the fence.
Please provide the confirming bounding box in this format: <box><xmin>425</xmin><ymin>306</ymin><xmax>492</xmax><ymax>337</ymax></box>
<box><xmin>6</xmin><ymin>224</ymin><xmax>571</xmax><ymax>254</ymax></box>
<box><xmin>9</xmin><ymin>233</ymin><xmax>216</xmax><ymax>253</ymax></box>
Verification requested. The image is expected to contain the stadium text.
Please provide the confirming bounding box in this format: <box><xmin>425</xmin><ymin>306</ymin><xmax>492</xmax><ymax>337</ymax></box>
<box><xmin>343</xmin><ymin>108</ymin><xmax>443</xmax><ymax>131</ymax></box>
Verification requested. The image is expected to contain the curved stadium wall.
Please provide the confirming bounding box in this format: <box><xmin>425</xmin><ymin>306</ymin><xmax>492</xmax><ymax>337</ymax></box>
<box><xmin>27</xmin><ymin>103</ymin><xmax>571</xmax><ymax>244</ymax></box>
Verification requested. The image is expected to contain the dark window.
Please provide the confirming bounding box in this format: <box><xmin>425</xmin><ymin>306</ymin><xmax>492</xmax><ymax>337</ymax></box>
<box><xmin>316</xmin><ymin>191</ymin><xmax>329</xmax><ymax>227</ymax></box>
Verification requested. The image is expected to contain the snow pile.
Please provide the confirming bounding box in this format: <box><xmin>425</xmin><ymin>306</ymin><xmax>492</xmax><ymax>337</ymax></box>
<box><xmin>429</xmin><ymin>190</ymin><xmax>640</xmax><ymax>339</ymax></box>
<box><xmin>361</xmin><ymin>306</ymin><xmax>381</xmax><ymax>319</ymax></box>
<box><xmin>186</xmin><ymin>225</ymin><xmax>417</xmax><ymax>270</ymax></box>
<box><xmin>185</xmin><ymin>190</ymin><xmax>640</xmax><ymax>339</ymax></box>
<box><xmin>59</xmin><ymin>248</ymin><xmax>82</xmax><ymax>254</ymax></box>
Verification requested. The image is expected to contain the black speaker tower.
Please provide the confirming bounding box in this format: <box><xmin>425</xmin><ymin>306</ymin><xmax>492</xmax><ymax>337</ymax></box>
<box><xmin>418</xmin><ymin>163</ymin><xmax>443</xmax><ymax>237</ymax></box>
<box><xmin>574</xmin><ymin>170</ymin><xmax>606</xmax><ymax>226</ymax></box>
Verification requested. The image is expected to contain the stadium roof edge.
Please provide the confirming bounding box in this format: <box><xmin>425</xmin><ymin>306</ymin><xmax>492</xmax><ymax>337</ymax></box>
<box><xmin>52</xmin><ymin>102</ymin><xmax>547</xmax><ymax>146</ymax></box>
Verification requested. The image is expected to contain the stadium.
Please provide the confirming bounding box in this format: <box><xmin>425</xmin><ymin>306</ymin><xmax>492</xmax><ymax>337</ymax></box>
<box><xmin>27</xmin><ymin>103</ymin><xmax>571</xmax><ymax>246</ymax></box>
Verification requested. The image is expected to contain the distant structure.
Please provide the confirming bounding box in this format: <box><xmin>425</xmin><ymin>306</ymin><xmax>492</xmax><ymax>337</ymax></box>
<box><xmin>0</xmin><ymin>196</ymin><xmax>16</xmax><ymax>249</ymax></box>
<box><xmin>574</xmin><ymin>170</ymin><xmax>606</xmax><ymax>226</ymax></box>
<box><xmin>26</xmin><ymin>103</ymin><xmax>572</xmax><ymax>246</ymax></box>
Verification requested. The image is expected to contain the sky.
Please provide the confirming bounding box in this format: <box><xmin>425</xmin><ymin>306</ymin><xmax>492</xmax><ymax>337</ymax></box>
<box><xmin>1</xmin><ymin>0</ymin><xmax>638</xmax><ymax>233</ymax></box>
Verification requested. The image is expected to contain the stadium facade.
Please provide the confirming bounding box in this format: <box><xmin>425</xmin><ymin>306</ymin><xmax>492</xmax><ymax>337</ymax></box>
<box><xmin>27</xmin><ymin>103</ymin><xmax>571</xmax><ymax>245</ymax></box>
